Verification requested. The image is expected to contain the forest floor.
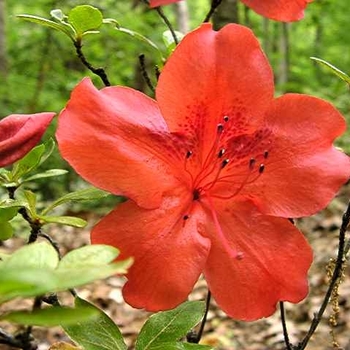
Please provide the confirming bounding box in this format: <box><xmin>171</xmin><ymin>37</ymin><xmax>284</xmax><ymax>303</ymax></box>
<box><xmin>1</xmin><ymin>186</ymin><xmax>350</xmax><ymax>350</ymax></box>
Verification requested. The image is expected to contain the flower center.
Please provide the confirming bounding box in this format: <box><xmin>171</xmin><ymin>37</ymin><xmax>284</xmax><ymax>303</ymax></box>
<box><xmin>184</xmin><ymin>115</ymin><xmax>270</xmax><ymax>202</ymax></box>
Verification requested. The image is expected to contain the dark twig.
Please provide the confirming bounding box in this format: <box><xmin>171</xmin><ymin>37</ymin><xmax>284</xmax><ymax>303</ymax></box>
<box><xmin>139</xmin><ymin>54</ymin><xmax>155</xmax><ymax>93</ymax></box>
<box><xmin>196</xmin><ymin>290</ymin><xmax>211</xmax><ymax>343</ymax></box>
<box><xmin>0</xmin><ymin>327</ymin><xmax>37</xmax><ymax>350</ymax></box>
<box><xmin>280</xmin><ymin>302</ymin><xmax>293</xmax><ymax>350</ymax></box>
<box><xmin>74</xmin><ymin>40</ymin><xmax>111</xmax><ymax>87</ymax></box>
<box><xmin>154</xmin><ymin>7</ymin><xmax>178</xmax><ymax>45</ymax></box>
<box><xmin>203</xmin><ymin>0</ymin><xmax>223</xmax><ymax>23</ymax></box>
<box><xmin>187</xmin><ymin>290</ymin><xmax>212</xmax><ymax>343</ymax></box>
<box><xmin>297</xmin><ymin>201</ymin><xmax>350</xmax><ymax>350</ymax></box>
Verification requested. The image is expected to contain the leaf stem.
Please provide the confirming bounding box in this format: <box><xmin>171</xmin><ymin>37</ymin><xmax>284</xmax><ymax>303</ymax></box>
<box><xmin>139</xmin><ymin>54</ymin><xmax>155</xmax><ymax>93</ymax></box>
<box><xmin>297</xmin><ymin>201</ymin><xmax>350</xmax><ymax>349</ymax></box>
<box><xmin>203</xmin><ymin>0</ymin><xmax>223</xmax><ymax>23</ymax></box>
<box><xmin>280</xmin><ymin>302</ymin><xmax>293</xmax><ymax>350</ymax></box>
<box><xmin>73</xmin><ymin>39</ymin><xmax>111</xmax><ymax>86</ymax></box>
<box><xmin>154</xmin><ymin>6</ymin><xmax>178</xmax><ymax>45</ymax></box>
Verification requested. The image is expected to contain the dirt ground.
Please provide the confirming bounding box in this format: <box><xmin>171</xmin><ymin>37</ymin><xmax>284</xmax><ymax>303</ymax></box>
<box><xmin>1</xmin><ymin>187</ymin><xmax>350</xmax><ymax>350</ymax></box>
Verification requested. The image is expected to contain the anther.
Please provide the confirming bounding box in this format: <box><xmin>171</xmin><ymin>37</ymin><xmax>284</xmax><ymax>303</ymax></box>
<box><xmin>259</xmin><ymin>164</ymin><xmax>265</xmax><ymax>173</ymax></box>
<box><xmin>223</xmin><ymin>116</ymin><xmax>229</xmax><ymax>122</ymax></box>
<box><xmin>221</xmin><ymin>159</ymin><xmax>230</xmax><ymax>168</ymax></box>
<box><xmin>186</xmin><ymin>150</ymin><xmax>193</xmax><ymax>159</ymax></box>
<box><xmin>264</xmin><ymin>150</ymin><xmax>269</xmax><ymax>159</ymax></box>
<box><xmin>183</xmin><ymin>214</ymin><xmax>190</xmax><ymax>220</ymax></box>
<box><xmin>218</xmin><ymin>149</ymin><xmax>226</xmax><ymax>158</ymax></box>
<box><xmin>249</xmin><ymin>158</ymin><xmax>256</xmax><ymax>169</ymax></box>
<box><xmin>217</xmin><ymin>124</ymin><xmax>224</xmax><ymax>134</ymax></box>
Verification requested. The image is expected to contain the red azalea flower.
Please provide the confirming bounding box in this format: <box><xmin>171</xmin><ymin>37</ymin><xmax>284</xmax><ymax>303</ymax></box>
<box><xmin>149</xmin><ymin>0</ymin><xmax>312</xmax><ymax>22</ymax></box>
<box><xmin>0</xmin><ymin>113</ymin><xmax>55</xmax><ymax>168</ymax></box>
<box><xmin>57</xmin><ymin>24</ymin><xmax>350</xmax><ymax>320</ymax></box>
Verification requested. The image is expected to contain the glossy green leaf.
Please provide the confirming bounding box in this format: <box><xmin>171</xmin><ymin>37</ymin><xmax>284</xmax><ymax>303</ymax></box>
<box><xmin>136</xmin><ymin>301</ymin><xmax>205</xmax><ymax>350</ymax></box>
<box><xmin>0</xmin><ymin>268</ymin><xmax>58</xmax><ymax>303</ymax></box>
<box><xmin>311</xmin><ymin>57</ymin><xmax>350</xmax><ymax>84</ymax></box>
<box><xmin>68</xmin><ymin>5</ymin><xmax>103</xmax><ymax>37</ymax></box>
<box><xmin>0</xmin><ymin>222</ymin><xmax>13</xmax><ymax>241</ymax></box>
<box><xmin>116</xmin><ymin>27</ymin><xmax>164</xmax><ymax>60</ymax></box>
<box><xmin>42</xmin><ymin>187</ymin><xmax>109</xmax><ymax>215</ymax></box>
<box><xmin>162</xmin><ymin>30</ymin><xmax>183</xmax><ymax>54</ymax></box>
<box><xmin>11</xmin><ymin>144</ymin><xmax>45</xmax><ymax>180</ymax></box>
<box><xmin>3</xmin><ymin>242</ymin><xmax>59</xmax><ymax>270</ymax></box>
<box><xmin>40</xmin><ymin>215</ymin><xmax>87</xmax><ymax>228</ymax></box>
<box><xmin>17</xmin><ymin>14</ymin><xmax>74</xmax><ymax>40</ymax></box>
<box><xmin>50</xmin><ymin>9</ymin><xmax>65</xmax><ymax>22</ymax></box>
<box><xmin>22</xmin><ymin>169</ymin><xmax>68</xmax><ymax>183</ymax></box>
<box><xmin>39</xmin><ymin>138</ymin><xmax>57</xmax><ymax>165</ymax></box>
<box><xmin>59</xmin><ymin>245</ymin><xmax>119</xmax><ymax>269</ymax></box>
<box><xmin>1</xmin><ymin>305</ymin><xmax>98</xmax><ymax>326</ymax></box>
<box><xmin>0</xmin><ymin>207</ymin><xmax>18</xmax><ymax>222</ymax></box>
<box><xmin>0</xmin><ymin>199</ymin><xmax>26</xmax><ymax>209</ymax></box>
<box><xmin>63</xmin><ymin>297</ymin><xmax>127</xmax><ymax>350</ymax></box>
<box><xmin>23</xmin><ymin>190</ymin><xmax>37</xmax><ymax>217</ymax></box>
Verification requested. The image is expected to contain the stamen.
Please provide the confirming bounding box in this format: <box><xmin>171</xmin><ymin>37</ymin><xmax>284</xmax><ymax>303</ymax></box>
<box><xmin>249</xmin><ymin>158</ymin><xmax>256</xmax><ymax>169</ymax></box>
<box><xmin>221</xmin><ymin>159</ymin><xmax>230</xmax><ymax>168</ymax></box>
<box><xmin>186</xmin><ymin>150</ymin><xmax>193</xmax><ymax>159</ymax></box>
<box><xmin>217</xmin><ymin>123</ymin><xmax>224</xmax><ymax>134</ymax></box>
<box><xmin>218</xmin><ymin>148</ymin><xmax>226</xmax><ymax>158</ymax></box>
<box><xmin>259</xmin><ymin>164</ymin><xmax>265</xmax><ymax>173</ymax></box>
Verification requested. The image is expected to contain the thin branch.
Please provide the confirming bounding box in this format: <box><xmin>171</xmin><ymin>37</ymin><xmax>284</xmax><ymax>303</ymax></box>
<box><xmin>196</xmin><ymin>290</ymin><xmax>211</xmax><ymax>343</ymax></box>
<box><xmin>203</xmin><ymin>0</ymin><xmax>223</xmax><ymax>23</ymax></box>
<box><xmin>187</xmin><ymin>290</ymin><xmax>212</xmax><ymax>343</ymax></box>
<box><xmin>154</xmin><ymin>6</ymin><xmax>179</xmax><ymax>45</ymax></box>
<box><xmin>280</xmin><ymin>302</ymin><xmax>293</xmax><ymax>350</ymax></box>
<box><xmin>139</xmin><ymin>54</ymin><xmax>155</xmax><ymax>93</ymax></box>
<box><xmin>73</xmin><ymin>40</ymin><xmax>111</xmax><ymax>87</ymax></box>
<box><xmin>297</xmin><ymin>201</ymin><xmax>350</xmax><ymax>350</ymax></box>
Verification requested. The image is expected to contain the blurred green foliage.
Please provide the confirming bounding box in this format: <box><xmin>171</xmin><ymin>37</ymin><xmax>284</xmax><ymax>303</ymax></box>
<box><xmin>1</xmin><ymin>0</ymin><xmax>349</xmax><ymax>200</ymax></box>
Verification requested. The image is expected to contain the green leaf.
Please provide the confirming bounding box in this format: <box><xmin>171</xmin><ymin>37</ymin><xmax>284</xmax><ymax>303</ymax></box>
<box><xmin>40</xmin><ymin>215</ymin><xmax>87</xmax><ymax>228</ymax></box>
<box><xmin>136</xmin><ymin>301</ymin><xmax>205</xmax><ymax>350</ymax></box>
<box><xmin>0</xmin><ymin>222</ymin><xmax>13</xmax><ymax>241</ymax></box>
<box><xmin>0</xmin><ymin>207</ymin><xmax>18</xmax><ymax>222</ymax></box>
<box><xmin>116</xmin><ymin>27</ymin><xmax>164</xmax><ymax>61</ymax></box>
<box><xmin>311</xmin><ymin>57</ymin><xmax>350</xmax><ymax>84</ymax></box>
<box><xmin>55</xmin><ymin>259</ymin><xmax>132</xmax><ymax>290</ymax></box>
<box><xmin>0</xmin><ymin>199</ymin><xmax>26</xmax><ymax>210</ymax></box>
<box><xmin>1</xmin><ymin>305</ymin><xmax>98</xmax><ymax>326</ymax></box>
<box><xmin>0</xmin><ymin>268</ymin><xmax>58</xmax><ymax>303</ymax></box>
<box><xmin>63</xmin><ymin>297</ymin><xmax>127</xmax><ymax>350</ymax></box>
<box><xmin>162</xmin><ymin>30</ymin><xmax>183</xmax><ymax>54</ymax></box>
<box><xmin>68</xmin><ymin>5</ymin><xmax>103</xmax><ymax>37</ymax></box>
<box><xmin>11</xmin><ymin>144</ymin><xmax>45</xmax><ymax>180</ymax></box>
<box><xmin>17</xmin><ymin>14</ymin><xmax>74</xmax><ymax>40</ymax></box>
<box><xmin>3</xmin><ymin>242</ymin><xmax>59</xmax><ymax>270</ymax></box>
<box><xmin>41</xmin><ymin>187</ymin><xmax>109</xmax><ymax>215</ymax></box>
<box><xmin>51</xmin><ymin>9</ymin><xmax>65</xmax><ymax>22</ymax></box>
<box><xmin>59</xmin><ymin>245</ymin><xmax>119</xmax><ymax>269</ymax></box>
<box><xmin>39</xmin><ymin>138</ymin><xmax>56</xmax><ymax>165</ymax></box>
<box><xmin>23</xmin><ymin>190</ymin><xmax>37</xmax><ymax>217</ymax></box>
<box><xmin>150</xmin><ymin>343</ymin><xmax>213</xmax><ymax>350</ymax></box>
<box><xmin>22</xmin><ymin>169</ymin><xmax>68</xmax><ymax>183</ymax></box>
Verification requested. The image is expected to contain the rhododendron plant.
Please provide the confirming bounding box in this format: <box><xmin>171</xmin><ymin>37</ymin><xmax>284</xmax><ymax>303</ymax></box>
<box><xmin>149</xmin><ymin>0</ymin><xmax>312</xmax><ymax>22</ymax></box>
<box><xmin>0</xmin><ymin>113</ymin><xmax>55</xmax><ymax>167</ymax></box>
<box><xmin>57</xmin><ymin>23</ymin><xmax>350</xmax><ymax>320</ymax></box>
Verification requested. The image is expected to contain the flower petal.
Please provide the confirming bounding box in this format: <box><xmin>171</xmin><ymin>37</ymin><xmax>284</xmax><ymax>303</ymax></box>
<box><xmin>57</xmin><ymin>78</ymin><xmax>184</xmax><ymax>209</ymax></box>
<box><xmin>203</xmin><ymin>199</ymin><xmax>312</xmax><ymax>321</ymax></box>
<box><xmin>241</xmin><ymin>0</ymin><xmax>312</xmax><ymax>22</ymax></box>
<box><xmin>156</xmin><ymin>23</ymin><xmax>273</xmax><ymax>156</ymax></box>
<box><xmin>0</xmin><ymin>113</ymin><xmax>55</xmax><ymax>167</ymax></box>
<box><xmin>91</xmin><ymin>189</ymin><xmax>211</xmax><ymax>311</ymax></box>
<box><xmin>150</xmin><ymin>0</ymin><xmax>180</xmax><ymax>7</ymax></box>
<box><xmin>242</xmin><ymin>94</ymin><xmax>350</xmax><ymax>217</ymax></box>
